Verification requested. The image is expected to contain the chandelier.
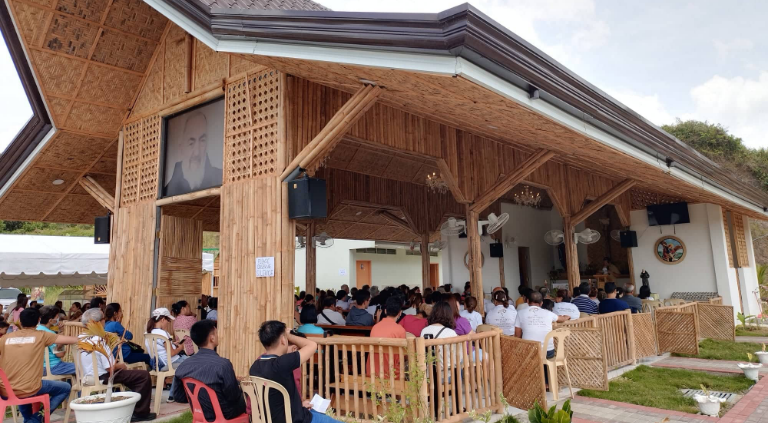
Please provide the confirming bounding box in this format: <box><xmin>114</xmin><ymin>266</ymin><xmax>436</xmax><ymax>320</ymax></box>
<box><xmin>426</xmin><ymin>172</ymin><xmax>449</xmax><ymax>194</ymax></box>
<box><xmin>513</xmin><ymin>185</ymin><xmax>542</xmax><ymax>208</ymax></box>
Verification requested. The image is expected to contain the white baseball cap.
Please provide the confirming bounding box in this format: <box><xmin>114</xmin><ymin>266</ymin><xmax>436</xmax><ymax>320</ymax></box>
<box><xmin>152</xmin><ymin>307</ymin><xmax>175</xmax><ymax>320</ymax></box>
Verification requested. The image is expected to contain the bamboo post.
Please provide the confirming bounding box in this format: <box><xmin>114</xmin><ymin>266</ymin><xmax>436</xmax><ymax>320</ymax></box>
<box><xmin>306</xmin><ymin>221</ymin><xmax>316</xmax><ymax>295</ymax></box>
<box><xmin>498</xmin><ymin>254</ymin><xmax>506</xmax><ymax>288</ymax></box>
<box><xmin>492</xmin><ymin>331</ymin><xmax>504</xmax><ymax>413</ymax></box>
<box><xmin>563</xmin><ymin>216</ymin><xmax>580</xmax><ymax>291</ymax></box>
<box><xmin>415</xmin><ymin>336</ymin><xmax>429</xmax><ymax>421</ymax></box>
<box><xmin>467</xmin><ymin>206</ymin><xmax>484</xmax><ymax>315</ymax></box>
<box><xmin>421</xmin><ymin>233</ymin><xmax>431</xmax><ymax>290</ymax></box>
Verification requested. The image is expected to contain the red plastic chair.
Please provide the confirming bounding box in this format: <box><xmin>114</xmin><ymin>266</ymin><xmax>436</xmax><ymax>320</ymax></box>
<box><xmin>181</xmin><ymin>377</ymin><xmax>249</xmax><ymax>423</ymax></box>
<box><xmin>0</xmin><ymin>368</ymin><xmax>51</xmax><ymax>423</ymax></box>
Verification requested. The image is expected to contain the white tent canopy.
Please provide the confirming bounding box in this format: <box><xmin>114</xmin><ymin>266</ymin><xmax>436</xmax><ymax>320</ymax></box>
<box><xmin>0</xmin><ymin>234</ymin><xmax>213</xmax><ymax>287</ymax></box>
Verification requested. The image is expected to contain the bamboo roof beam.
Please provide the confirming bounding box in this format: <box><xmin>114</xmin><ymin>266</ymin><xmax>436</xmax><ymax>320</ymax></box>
<box><xmin>280</xmin><ymin>84</ymin><xmax>383</xmax><ymax>180</ymax></box>
<box><xmin>571</xmin><ymin>179</ymin><xmax>636</xmax><ymax>226</ymax></box>
<box><xmin>78</xmin><ymin>176</ymin><xmax>115</xmax><ymax>214</ymax></box>
<box><xmin>436</xmin><ymin>158</ymin><xmax>468</xmax><ymax>204</ymax></box>
<box><xmin>470</xmin><ymin>149</ymin><xmax>555</xmax><ymax>213</ymax></box>
<box><xmin>378</xmin><ymin>210</ymin><xmax>417</xmax><ymax>235</ymax></box>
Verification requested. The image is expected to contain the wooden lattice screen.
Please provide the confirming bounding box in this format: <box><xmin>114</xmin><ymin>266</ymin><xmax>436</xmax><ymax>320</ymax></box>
<box><xmin>629</xmin><ymin>188</ymin><xmax>685</xmax><ymax>210</ymax></box>
<box><xmin>698</xmin><ymin>303</ymin><xmax>736</xmax><ymax>341</ymax></box>
<box><xmin>723</xmin><ymin>209</ymin><xmax>735</xmax><ymax>268</ymax></box>
<box><xmin>732</xmin><ymin>212</ymin><xmax>750</xmax><ymax>267</ymax></box>
<box><xmin>556</xmin><ymin>328</ymin><xmax>608</xmax><ymax>391</ymax></box>
<box><xmin>224</xmin><ymin>68</ymin><xmax>280</xmax><ymax>183</ymax></box>
<box><xmin>121</xmin><ymin>115</ymin><xmax>160</xmax><ymax>206</ymax></box>
<box><xmin>631</xmin><ymin>313</ymin><xmax>658</xmax><ymax>358</ymax></box>
<box><xmin>156</xmin><ymin>215</ymin><xmax>203</xmax><ymax>311</ymax></box>
<box><xmin>500</xmin><ymin>336</ymin><xmax>547</xmax><ymax>410</ymax></box>
<box><xmin>656</xmin><ymin>309</ymin><xmax>699</xmax><ymax>355</ymax></box>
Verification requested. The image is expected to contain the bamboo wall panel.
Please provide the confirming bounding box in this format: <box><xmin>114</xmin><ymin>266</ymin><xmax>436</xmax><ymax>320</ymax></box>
<box><xmin>218</xmin><ymin>178</ymin><xmax>294</xmax><ymax>375</ymax></box>
<box><xmin>556</xmin><ymin>328</ymin><xmax>608</xmax><ymax>391</ymax></box>
<box><xmin>656</xmin><ymin>310</ymin><xmax>699</xmax><ymax>355</ymax></box>
<box><xmin>193</xmin><ymin>42</ymin><xmax>228</xmax><ymax>90</ymax></box>
<box><xmin>593</xmin><ymin>311</ymin><xmax>635</xmax><ymax>369</ymax></box>
<box><xmin>500</xmin><ymin>335</ymin><xmax>547</xmax><ymax>411</ymax></box>
<box><xmin>698</xmin><ymin>304</ymin><xmax>735</xmax><ymax>341</ymax></box>
<box><xmin>107</xmin><ymin>202</ymin><xmax>156</xmax><ymax>338</ymax></box>
<box><xmin>156</xmin><ymin>214</ymin><xmax>203</xmax><ymax>311</ymax></box>
<box><xmin>723</xmin><ymin>209</ymin><xmax>735</xmax><ymax>268</ymax></box>
<box><xmin>120</xmin><ymin>116</ymin><xmax>160</xmax><ymax>207</ymax></box>
<box><xmin>732</xmin><ymin>212</ymin><xmax>750</xmax><ymax>267</ymax></box>
<box><xmin>631</xmin><ymin>313</ymin><xmax>657</xmax><ymax>359</ymax></box>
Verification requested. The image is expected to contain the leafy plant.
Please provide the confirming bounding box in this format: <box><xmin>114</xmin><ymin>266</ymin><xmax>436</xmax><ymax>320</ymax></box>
<box><xmin>528</xmin><ymin>399</ymin><xmax>573</xmax><ymax>423</ymax></box>
<box><xmin>77</xmin><ymin>322</ymin><xmax>125</xmax><ymax>402</ymax></box>
<box><xmin>737</xmin><ymin>312</ymin><xmax>755</xmax><ymax>329</ymax></box>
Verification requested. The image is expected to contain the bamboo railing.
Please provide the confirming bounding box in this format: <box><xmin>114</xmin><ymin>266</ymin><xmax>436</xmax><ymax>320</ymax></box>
<box><xmin>298</xmin><ymin>331</ymin><xmax>504</xmax><ymax>423</ymax></box>
<box><xmin>556</xmin><ymin>310</ymin><xmax>635</xmax><ymax>369</ymax></box>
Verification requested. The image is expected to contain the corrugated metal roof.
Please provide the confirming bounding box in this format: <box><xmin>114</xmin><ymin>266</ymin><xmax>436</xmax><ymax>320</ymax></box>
<box><xmin>197</xmin><ymin>0</ymin><xmax>329</xmax><ymax>11</ymax></box>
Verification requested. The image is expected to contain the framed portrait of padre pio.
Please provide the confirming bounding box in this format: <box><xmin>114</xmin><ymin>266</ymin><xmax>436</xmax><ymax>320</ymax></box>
<box><xmin>162</xmin><ymin>98</ymin><xmax>224</xmax><ymax>197</ymax></box>
<box><xmin>655</xmin><ymin>236</ymin><xmax>686</xmax><ymax>265</ymax></box>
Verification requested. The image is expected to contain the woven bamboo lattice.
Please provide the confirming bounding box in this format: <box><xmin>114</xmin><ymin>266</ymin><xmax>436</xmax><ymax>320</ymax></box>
<box><xmin>499</xmin><ymin>335</ymin><xmax>546</xmax><ymax>410</ymax></box>
<box><xmin>631</xmin><ymin>313</ymin><xmax>657</xmax><ymax>358</ymax></box>
<box><xmin>556</xmin><ymin>328</ymin><xmax>608</xmax><ymax>391</ymax></box>
<box><xmin>723</xmin><ymin>209</ymin><xmax>735</xmax><ymax>268</ymax></box>
<box><xmin>121</xmin><ymin>115</ymin><xmax>160</xmax><ymax>206</ymax></box>
<box><xmin>656</xmin><ymin>310</ymin><xmax>699</xmax><ymax>355</ymax></box>
<box><xmin>698</xmin><ymin>303</ymin><xmax>735</xmax><ymax>341</ymax></box>
<box><xmin>629</xmin><ymin>188</ymin><xmax>686</xmax><ymax>210</ymax></box>
<box><xmin>732</xmin><ymin>212</ymin><xmax>750</xmax><ymax>267</ymax></box>
<box><xmin>224</xmin><ymin>68</ymin><xmax>280</xmax><ymax>182</ymax></box>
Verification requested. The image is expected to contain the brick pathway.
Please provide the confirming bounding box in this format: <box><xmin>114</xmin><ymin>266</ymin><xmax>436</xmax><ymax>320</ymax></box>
<box><xmin>652</xmin><ymin>357</ymin><xmax>768</xmax><ymax>375</ymax></box>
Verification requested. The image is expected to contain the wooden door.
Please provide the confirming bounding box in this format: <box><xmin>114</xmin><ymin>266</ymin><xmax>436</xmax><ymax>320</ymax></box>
<box><xmin>518</xmin><ymin>247</ymin><xmax>531</xmax><ymax>288</ymax></box>
<box><xmin>356</xmin><ymin>260</ymin><xmax>372</xmax><ymax>288</ymax></box>
<box><xmin>429</xmin><ymin>263</ymin><xmax>440</xmax><ymax>288</ymax></box>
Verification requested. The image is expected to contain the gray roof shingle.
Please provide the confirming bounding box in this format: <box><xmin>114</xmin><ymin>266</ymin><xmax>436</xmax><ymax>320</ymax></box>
<box><xmin>197</xmin><ymin>0</ymin><xmax>329</xmax><ymax>11</ymax></box>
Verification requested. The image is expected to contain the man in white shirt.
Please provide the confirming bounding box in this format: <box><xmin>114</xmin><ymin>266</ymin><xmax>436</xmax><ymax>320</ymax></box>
<box><xmin>317</xmin><ymin>298</ymin><xmax>345</xmax><ymax>325</ymax></box>
<box><xmin>485</xmin><ymin>291</ymin><xmax>517</xmax><ymax>336</ymax></box>
<box><xmin>79</xmin><ymin>309</ymin><xmax>155</xmax><ymax>421</ymax></box>
<box><xmin>514</xmin><ymin>292</ymin><xmax>570</xmax><ymax>358</ymax></box>
<box><xmin>552</xmin><ymin>289</ymin><xmax>580</xmax><ymax>320</ymax></box>
<box><xmin>335</xmin><ymin>290</ymin><xmax>351</xmax><ymax>312</ymax></box>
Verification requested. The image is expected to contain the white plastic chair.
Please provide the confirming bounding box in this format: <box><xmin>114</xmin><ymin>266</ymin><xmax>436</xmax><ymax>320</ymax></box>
<box><xmin>543</xmin><ymin>328</ymin><xmax>574</xmax><ymax>401</ymax></box>
<box><xmin>241</xmin><ymin>376</ymin><xmax>293</xmax><ymax>423</ymax></box>
<box><xmin>117</xmin><ymin>344</ymin><xmax>148</xmax><ymax>371</ymax></box>
<box><xmin>65</xmin><ymin>350</ymin><xmax>127</xmax><ymax>423</ymax></box>
<box><xmin>145</xmin><ymin>333</ymin><xmax>178</xmax><ymax>413</ymax></box>
<box><xmin>43</xmin><ymin>350</ymin><xmax>73</xmax><ymax>382</ymax></box>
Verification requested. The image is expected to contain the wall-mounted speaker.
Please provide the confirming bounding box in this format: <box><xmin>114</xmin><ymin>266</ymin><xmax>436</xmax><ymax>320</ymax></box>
<box><xmin>489</xmin><ymin>242</ymin><xmax>503</xmax><ymax>258</ymax></box>
<box><xmin>94</xmin><ymin>214</ymin><xmax>110</xmax><ymax>244</ymax></box>
<box><xmin>288</xmin><ymin>176</ymin><xmax>327</xmax><ymax>219</ymax></box>
<box><xmin>620</xmin><ymin>230</ymin><xmax>638</xmax><ymax>248</ymax></box>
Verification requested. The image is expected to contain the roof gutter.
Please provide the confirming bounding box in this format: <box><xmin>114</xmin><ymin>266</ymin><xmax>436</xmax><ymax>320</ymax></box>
<box><xmin>143</xmin><ymin>0</ymin><xmax>768</xmax><ymax>217</ymax></box>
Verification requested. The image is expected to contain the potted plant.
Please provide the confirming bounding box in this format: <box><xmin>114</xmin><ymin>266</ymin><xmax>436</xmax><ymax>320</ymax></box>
<box><xmin>757</xmin><ymin>344</ymin><xmax>768</xmax><ymax>365</ymax></box>
<box><xmin>694</xmin><ymin>384</ymin><xmax>725</xmax><ymax>416</ymax></box>
<box><xmin>529</xmin><ymin>399</ymin><xmax>573</xmax><ymax>423</ymax></box>
<box><xmin>68</xmin><ymin>322</ymin><xmax>141</xmax><ymax>423</ymax></box>
<box><xmin>737</xmin><ymin>353</ymin><xmax>762</xmax><ymax>381</ymax></box>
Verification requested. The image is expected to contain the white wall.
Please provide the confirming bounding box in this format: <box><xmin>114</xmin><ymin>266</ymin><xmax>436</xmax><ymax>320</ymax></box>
<box><xmin>629</xmin><ymin>203</ymin><xmax>720</xmax><ymax>301</ymax></box>
<box><xmin>350</xmin><ymin>249</ymin><xmax>442</xmax><ymax>289</ymax></box>
<box><xmin>706</xmin><ymin>204</ymin><xmax>741</xmax><ymax>312</ymax></box>
<box><xmin>741</xmin><ymin>215</ymin><xmax>762</xmax><ymax>315</ymax></box>
<box><xmin>294</xmin><ymin>239</ymin><xmax>373</xmax><ymax>291</ymax></box>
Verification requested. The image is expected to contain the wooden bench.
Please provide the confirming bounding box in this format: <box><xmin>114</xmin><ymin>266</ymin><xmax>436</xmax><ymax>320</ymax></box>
<box><xmin>317</xmin><ymin>325</ymin><xmax>372</xmax><ymax>337</ymax></box>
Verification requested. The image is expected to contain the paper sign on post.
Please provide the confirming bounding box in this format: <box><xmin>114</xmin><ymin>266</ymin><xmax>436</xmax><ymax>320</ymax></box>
<box><xmin>256</xmin><ymin>257</ymin><xmax>275</xmax><ymax>277</ymax></box>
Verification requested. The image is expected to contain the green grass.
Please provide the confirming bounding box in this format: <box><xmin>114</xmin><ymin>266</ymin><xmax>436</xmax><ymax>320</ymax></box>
<box><xmin>673</xmin><ymin>339</ymin><xmax>763</xmax><ymax>361</ymax></box>
<box><xmin>163</xmin><ymin>411</ymin><xmax>192</xmax><ymax>423</ymax></box>
<box><xmin>577</xmin><ymin>365</ymin><xmax>754</xmax><ymax>414</ymax></box>
<box><xmin>735</xmin><ymin>326</ymin><xmax>768</xmax><ymax>337</ymax></box>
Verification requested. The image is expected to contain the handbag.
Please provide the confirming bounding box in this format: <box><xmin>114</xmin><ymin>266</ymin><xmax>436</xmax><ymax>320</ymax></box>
<box><xmin>126</xmin><ymin>340</ymin><xmax>144</xmax><ymax>354</ymax></box>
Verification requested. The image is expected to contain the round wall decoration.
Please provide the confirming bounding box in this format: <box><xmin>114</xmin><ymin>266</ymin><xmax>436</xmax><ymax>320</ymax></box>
<box><xmin>654</xmin><ymin>236</ymin><xmax>686</xmax><ymax>265</ymax></box>
<box><xmin>464</xmin><ymin>251</ymin><xmax>485</xmax><ymax>269</ymax></box>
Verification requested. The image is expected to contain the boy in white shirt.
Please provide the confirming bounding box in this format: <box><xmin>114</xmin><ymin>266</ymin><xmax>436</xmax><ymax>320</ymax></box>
<box><xmin>552</xmin><ymin>289</ymin><xmax>580</xmax><ymax>320</ymax></box>
<box><xmin>514</xmin><ymin>292</ymin><xmax>570</xmax><ymax>357</ymax></box>
<box><xmin>459</xmin><ymin>297</ymin><xmax>483</xmax><ymax>332</ymax></box>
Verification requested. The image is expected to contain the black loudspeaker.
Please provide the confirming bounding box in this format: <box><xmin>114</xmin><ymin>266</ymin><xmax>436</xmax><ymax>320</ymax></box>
<box><xmin>94</xmin><ymin>214</ymin><xmax>110</xmax><ymax>244</ymax></box>
<box><xmin>288</xmin><ymin>176</ymin><xmax>327</xmax><ymax>219</ymax></box>
<box><xmin>489</xmin><ymin>242</ymin><xmax>503</xmax><ymax>258</ymax></box>
<box><xmin>620</xmin><ymin>230</ymin><xmax>638</xmax><ymax>248</ymax></box>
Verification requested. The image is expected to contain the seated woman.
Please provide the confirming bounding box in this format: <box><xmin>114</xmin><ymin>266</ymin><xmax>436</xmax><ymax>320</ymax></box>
<box><xmin>146</xmin><ymin>307</ymin><xmax>189</xmax><ymax>400</ymax></box>
<box><xmin>402</xmin><ymin>294</ymin><xmax>422</xmax><ymax>316</ymax></box>
<box><xmin>171</xmin><ymin>301</ymin><xmax>198</xmax><ymax>355</ymax></box>
<box><xmin>297</xmin><ymin>305</ymin><xmax>325</xmax><ymax>335</ymax></box>
<box><xmin>638</xmin><ymin>285</ymin><xmax>652</xmax><ymax>300</ymax></box>
<box><xmin>446</xmin><ymin>295</ymin><xmax>472</xmax><ymax>335</ymax></box>
<box><xmin>105</xmin><ymin>303</ymin><xmax>151</xmax><ymax>365</ymax></box>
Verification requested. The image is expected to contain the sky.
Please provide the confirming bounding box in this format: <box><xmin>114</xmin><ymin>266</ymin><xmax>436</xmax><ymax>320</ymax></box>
<box><xmin>1</xmin><ymin>0</ymin><xmax>767</xmax><ymax>154</ymax></box>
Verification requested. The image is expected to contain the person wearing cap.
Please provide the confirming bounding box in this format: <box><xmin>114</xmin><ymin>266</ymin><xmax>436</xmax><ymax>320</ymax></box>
<box><xmin>146</xmin><ymin>307</ymin><xmax>190</xmax><ymax>401</ymax></box>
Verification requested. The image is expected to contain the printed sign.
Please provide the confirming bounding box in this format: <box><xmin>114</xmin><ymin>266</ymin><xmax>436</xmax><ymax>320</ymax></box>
<box><xmin>339</xmin><ymin>268</ymin><xmax>347</xmax><ymax>276</ymax></box>
<box><xmin>256</xmin><ymin>257</ymin><xmax>275</xmax><ymax>277</ymax></box>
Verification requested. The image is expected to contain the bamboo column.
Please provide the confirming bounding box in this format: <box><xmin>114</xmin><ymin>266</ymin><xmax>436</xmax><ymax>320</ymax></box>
<box><xmin>563</xmin><ymin>216</ymin><xmax>580</xmax><ymax>291</ymax></box>
<box><xmin>467</xmin><ymin>207</ymin><xmax>484</xmax><ymax>314</ymax></box>
<box><xmin>306</xmin><ymin>222</ymin><xmax>317</xmax><ymax>295</ymax></box>
<box><xmin>421</xmin><ymin>233</ymin><xmax>430</xmax><ymax>290</ymax></box>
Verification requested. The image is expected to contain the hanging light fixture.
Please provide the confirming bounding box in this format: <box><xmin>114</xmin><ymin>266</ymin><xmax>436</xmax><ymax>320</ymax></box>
<box><xmin>513</xmin><ymin>185</ymin><xmax>542</xmax><ymax>208</ymax></box>
<box><xmin>426</xmin><ymin>171</ymin><xmax>449</xmax><ymax>194</ymax></box>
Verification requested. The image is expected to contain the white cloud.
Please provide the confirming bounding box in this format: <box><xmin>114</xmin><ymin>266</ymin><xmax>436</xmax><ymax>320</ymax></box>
<box><xmin>688</xmin><ymin>71</ymin><xmax>768</xmax><ymax>149</ymax></box>
<box><xmin>0</xmin><ymin>36</ymin><xmax>32</xmax><ymax>155</ymax></box>
<box><xmin>604</xmin><ymin>88</ymin><xmax>675</xmax><ymax>127</ymax></box>
<box><xmin>714</xmin><ymin>38</ymin><xmax>754</xmax><ymax>60</ymax></box>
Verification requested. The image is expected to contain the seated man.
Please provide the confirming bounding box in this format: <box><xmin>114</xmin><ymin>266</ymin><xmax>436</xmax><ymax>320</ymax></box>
<box><xmin>171</xmin><ymin>320</ymin><xmax>246</xmax><ymax>421</ymax></box>
<box><xmin>0</xmin><ymin>308</ymin><xmax>78</xmax><ymax>423</ymax></box>
<box><xmin>514</xmin><ymin>292</ymin><xmax>570</xmax><ymax>359</ymax></box>
<box><xmin>335</xmin><ymin>290</ymin><xmax>350</xmax><ymax>312</ymax></box>
<box><xmin>598</xmin><ymin>282</ymin><xmax>630</xmax><ymax>314</ymax></box>
<box><xmin>367</xmin><ymin>297</ymin><xmax>406</xmax><ymax>378</ymax></box>
<box><xmin>345</xmin><ymin>290</ymin><xmax>374</xmax><ymax>326</ymax></box>
<box><xmin>621</xmin><ymin>284</ymin><xmax>642</xmax><ymax>313</ymax></box>
<box><xmin>37</xmin><ymin>305</ymin><xmax>75</xmax><ymax>376</ymax></box>
<box><xmin>571</xmin><ymin>282</ymin><xmax>599</xmax><ymax>315</ymax></box>
<box><xmin>250</xmin><ymin>321</ymin><xmax>343</xmax><ymax>423</ymax></box>
<box><xmin>552</xmin><ymin>289</ymin><xmax>580</xmax><ymax>320</ymax></box>
<box><xmin>79</xmin><ymin>309</ymin><xmax>155</xmax><ymax>422</ymax></box>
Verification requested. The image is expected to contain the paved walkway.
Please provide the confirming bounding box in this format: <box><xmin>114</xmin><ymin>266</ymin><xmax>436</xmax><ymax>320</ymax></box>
<box><xmin>735</xmin><ymin>336</ymin><xmax>768</xmax><ymax>344</ymax></box>
<box><xmin>652</xmin><ymin>356</ymin><xmax>768</xmax><ymax>375</ymax></box>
